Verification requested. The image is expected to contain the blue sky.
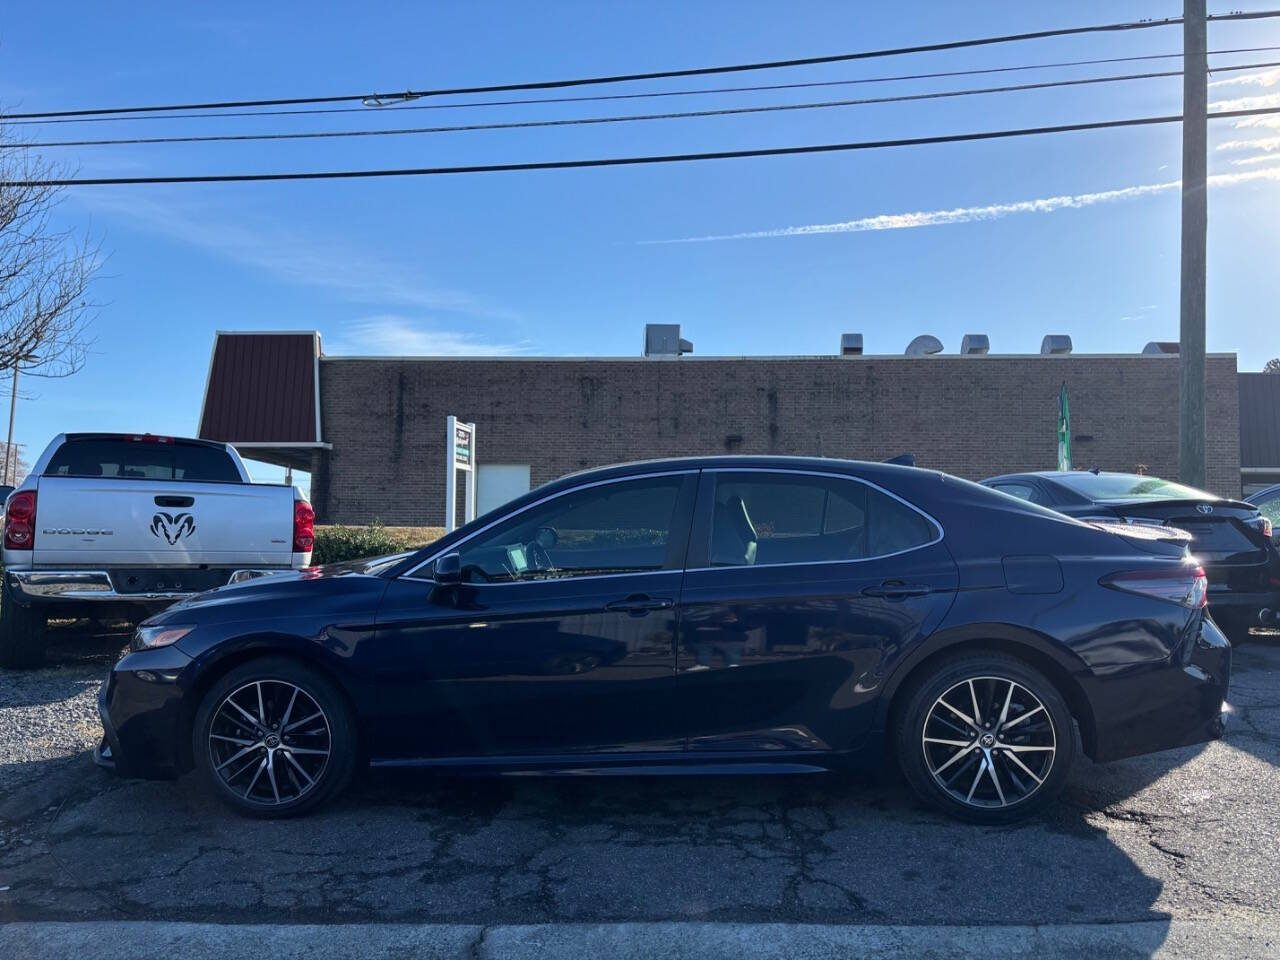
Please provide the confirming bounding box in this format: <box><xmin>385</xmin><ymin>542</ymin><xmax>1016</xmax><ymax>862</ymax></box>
<box><xmin>3</xmin><ymin>1</ymin><xmax>1279</xmax><ymax>485</ymax></box>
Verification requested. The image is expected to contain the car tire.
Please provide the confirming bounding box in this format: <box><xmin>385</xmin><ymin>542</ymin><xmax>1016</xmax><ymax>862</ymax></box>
<box><xmin>0</xmin><ymin>579</ymin><xmax>47</xmax><ymax>669</ymax></box>
<box><xmin>895</xmin><ymin>651</ymin><xmax>1076</xmax><ymax>824</ymax></box>
<box><xmin>192</xmin><ymin>657</ymin><xmax>358</xmax><ymax>818</ymax></box>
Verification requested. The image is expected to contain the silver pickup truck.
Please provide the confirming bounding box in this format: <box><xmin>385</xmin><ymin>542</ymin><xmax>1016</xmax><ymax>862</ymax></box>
<box><xmin>1</xmin><ymin>432</ymin><xmax>313</xmax><ymax>667</ymax></box>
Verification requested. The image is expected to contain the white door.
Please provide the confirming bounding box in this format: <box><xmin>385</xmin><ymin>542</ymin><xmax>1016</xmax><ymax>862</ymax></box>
<box><xmin>477</xmin><ymin>464</ymin><xmax>531</xmax><ymax>516</ymax></box>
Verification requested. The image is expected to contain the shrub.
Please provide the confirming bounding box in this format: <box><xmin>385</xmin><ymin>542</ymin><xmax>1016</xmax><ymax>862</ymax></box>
<box><xmin>311</xmin><ymin>523</ymin><xmax>418</xmax><ymax>566</ymax></box>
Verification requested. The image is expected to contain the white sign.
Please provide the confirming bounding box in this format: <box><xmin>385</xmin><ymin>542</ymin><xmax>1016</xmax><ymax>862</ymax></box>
<box><xmin>452</xmin><ymin>421</ymin><xmax>474</xmax><ymax>471</ymax></box>
<box><xmin>445</xmin><ymin>416</ymin><xmax>477</xmax><ymax>533</ymax></box>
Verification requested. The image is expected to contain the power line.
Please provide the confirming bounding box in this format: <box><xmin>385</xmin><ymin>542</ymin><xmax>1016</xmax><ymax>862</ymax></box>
<box><xmin>8</xmin><ymin>12</ymin><xmax>1276</xmax><ymax>122</ymax></box>
<box><xmin>7</xmin><ymin>106</ymin><xmax>1279</xmax><ymax>188</ymax></box>
<box><xmin>24</xmin><ymin>61</ymin><xmax>1280</xmax><ymax>150</ymax></box>
<box><xmin>8</xmin><ymin>46</ymin><xmax>1279</xmax><ymax>128</ymax></box>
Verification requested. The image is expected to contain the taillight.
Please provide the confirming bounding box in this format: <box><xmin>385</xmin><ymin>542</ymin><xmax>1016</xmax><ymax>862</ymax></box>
<box><xmin>1247</xmin><ymin>515</ymin><xmax>1273</xmax><ymax>538</ymax></box>
<box><xmin>3</xmin><ymin>490</ymin><xmax>36</xmax><ymax>550</ymax></box>
<box><xmin>292</xmin><ymin>500</ymin><xmax>315</xmax><ymax>552</ymax></box>
<box><xmin>1102</xmin><ymin>564</ymin><xmax>1207</xmax><ymax>609</ymax></box>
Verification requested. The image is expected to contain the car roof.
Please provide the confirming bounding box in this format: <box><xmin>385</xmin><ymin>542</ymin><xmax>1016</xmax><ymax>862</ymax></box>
<box><xmin>556</xmin><ymin>455</ymin><xmax>939</xmax><ymax>487</ymax></box>
<box><xmin>1247</xmin><ymin>482</ymin><xmax>1280</xmax><ymax>502</ymax></box>
<box><xmin>983</xmin><ymin>470</ymin><xmax>1145</xmax><ymax>484</ymax></box>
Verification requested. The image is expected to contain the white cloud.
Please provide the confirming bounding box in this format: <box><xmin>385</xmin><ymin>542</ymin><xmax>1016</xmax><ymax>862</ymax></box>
<box><xmin>73</xmin><ymin>191</ymin><xmax>521</xmax><ymax>322</ymax></box>
<box><xmin>1210</xmin><ymin>67</ymin><xmax>1280</xmax><ymax>89</ymax></box>
<box><xmin>1217</xmin><ymin>135</ymin><xmax>1280</xmax><ymax>153</ymax></box>
<box><xmin>644</xmin><ymin>167</ymin><xmax>1280</xmax><ymax>244</ymax></box>
<box><xmin>1209</xmin><ymin>91</ymin><xmax>1280</xmax><ymax>112</ymax></box>
<box><xmin>327</xmin><ymin>315</ymin><xmax>529</xmax><ymax>356</ymax></box>
<box><xmin>1234</xmin><ymin>115</ymin><xmax>1280</xmax><ymax>130</ymax></box>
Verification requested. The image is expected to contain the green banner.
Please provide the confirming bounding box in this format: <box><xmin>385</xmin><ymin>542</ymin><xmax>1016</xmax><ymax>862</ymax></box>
<box><xmin>1057</xmin><ymin>383</ymin><xmax>1071</xmax><ymax>471</ymax></box>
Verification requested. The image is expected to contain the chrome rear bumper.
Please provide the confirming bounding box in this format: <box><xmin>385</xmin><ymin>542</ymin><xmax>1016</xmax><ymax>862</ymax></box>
<box><xmin>8</xmin><ymin>568</ymin><xmax>288</xmax><ymax>601</ymax></box>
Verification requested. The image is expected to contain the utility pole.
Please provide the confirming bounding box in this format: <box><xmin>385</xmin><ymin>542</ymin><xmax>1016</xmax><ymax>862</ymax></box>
<box><xmin>1179</xmin><ymin>0</ymin><xmax>1207</xmax><ymax>489</ymax></box>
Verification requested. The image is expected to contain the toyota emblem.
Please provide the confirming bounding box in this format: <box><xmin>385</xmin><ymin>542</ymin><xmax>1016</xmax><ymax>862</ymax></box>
<box><xmin>1196</xmin><ymin>504</ymin><xmax>1214</xmax><ymax>515</ymax></box>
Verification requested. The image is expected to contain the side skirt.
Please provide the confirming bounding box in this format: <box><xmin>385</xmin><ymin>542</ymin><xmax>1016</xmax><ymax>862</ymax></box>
<box><xmin>368</xmin><ymin>749</ymin><xmax>878</xmax><ymax>777</ymax></box>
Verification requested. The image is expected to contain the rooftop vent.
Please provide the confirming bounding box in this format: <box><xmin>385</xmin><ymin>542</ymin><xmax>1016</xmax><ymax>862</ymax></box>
<box><xmin>1142</xmin><ymin>341</ymin><xmax>1179</xmax><ymax>355</ymax></box>
<box><xmin>905</xmin><ymin>335</ymin><xmax>944</xmax><ymax>356</ymax></box>
<box><xmin>643</xmin><ymin>323</ymin><xmax>693</xmax><ymax>357</ymax></box>
<box><xmin>960</xmin><ymin>334</ymin><xmax>990</xmax><ymax>355</ymax></box>
<box><xmin>840</xmin><ymin>333</ymin><xmax>863</xmax><ymax>356</ymax></box>
<box><xmin>1040</xmin><ymin>334</ymin><xmax>1073</xmax><ymax>356</ymax></box>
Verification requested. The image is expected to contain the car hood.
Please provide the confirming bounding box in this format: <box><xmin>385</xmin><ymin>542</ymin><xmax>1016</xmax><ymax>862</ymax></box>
<box><xmin>148</xmin><ymin>557</ymin><xmax>402</xmax><ymax>625</ymax></box>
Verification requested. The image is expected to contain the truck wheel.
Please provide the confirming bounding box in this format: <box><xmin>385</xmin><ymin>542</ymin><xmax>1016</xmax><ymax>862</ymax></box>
<box><xmin>895</xmin><ymin>651</ymin><xmax>1076</xmax><ymax>824</ymax></box>
<box><xmin>0</xmin><ymin>580</ymin><xmax>48</xmax><ymax>669</ymax></box>
<box><xmin>1211</xmin><ymin>612</ymin><xmax>1252</xmax><ymax>647</ymax></box>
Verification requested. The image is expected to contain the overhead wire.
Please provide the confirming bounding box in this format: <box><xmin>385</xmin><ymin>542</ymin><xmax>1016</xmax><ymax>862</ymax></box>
<box><xmin>13</xmin><ymin>47</ymin><xmax>1280</xmax><ymax>126</ymax></box>
<box><xmin>6</xmin><ymin>106</ymin><xmax>1279</xmax><ymax>188</ymax></box>
<box><xmin>20</xmin><ymin>61</ymin><xmax>1280</xmax><ymax>150</ymax></box>
<box><xmin>7</xmin><ymin>11</ymin><xmax>1278</xmax><ymax>121</ymax></box>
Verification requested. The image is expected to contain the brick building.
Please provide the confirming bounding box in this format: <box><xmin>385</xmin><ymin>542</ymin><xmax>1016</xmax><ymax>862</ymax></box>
<box><xmin>197</xmin><ymin>331</ymin><xmax>1250</xmax><ymax>526</ymax></box>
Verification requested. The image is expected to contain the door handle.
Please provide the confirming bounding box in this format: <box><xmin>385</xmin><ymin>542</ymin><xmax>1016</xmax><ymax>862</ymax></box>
<box><xmin>155</xmin><ymin>495</ymin><xmax>195</xmax><ymax>508</ymax></box>
<box><xmin>862</xmin><ymin>580</ymin><xmax>932</xmax><ymax>600</ymax></box>
<box><xmin>606</xmin><ymin>595</ymin><xmax>675</xmax><ymax>615</ymax></box>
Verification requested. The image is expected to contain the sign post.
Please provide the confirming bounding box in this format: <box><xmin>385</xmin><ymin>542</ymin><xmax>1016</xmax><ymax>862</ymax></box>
<box><xmin>445</xmin><ymin>416</ymin><xmax>477</xmax><ymax>533</ymax></box>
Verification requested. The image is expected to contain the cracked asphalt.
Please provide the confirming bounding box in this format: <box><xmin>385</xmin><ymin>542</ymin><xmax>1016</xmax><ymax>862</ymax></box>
<box><xmin>1</xmin><ymin>624</ymin><xmax>1278</xmax><ymax>937</ymax></box>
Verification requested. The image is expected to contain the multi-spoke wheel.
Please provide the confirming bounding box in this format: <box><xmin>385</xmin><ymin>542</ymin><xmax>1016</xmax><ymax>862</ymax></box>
<box><xmin>897</xmin><ymin>652</ymin><xmax>1076</xmax><ymax>823</ymax></box>
<box><xmin>193</xmin><ymin>658</ymin><xmax>356</xmax><ymax>818</ymax></box>
<box><xmin>923</xmin><ymin>676</ymin><xmax>1056</xmax><ymax>809</ymax></box>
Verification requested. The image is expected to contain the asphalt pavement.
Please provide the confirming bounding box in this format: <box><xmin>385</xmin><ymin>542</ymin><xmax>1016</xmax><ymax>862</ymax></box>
<box><xmin>1</xmin><ymin>621</ymin><xmax>1278</xmax><ymax>957</ymax></box>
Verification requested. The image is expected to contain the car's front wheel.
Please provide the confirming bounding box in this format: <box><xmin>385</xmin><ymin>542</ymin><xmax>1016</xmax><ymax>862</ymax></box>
<box><xmin>895</xmin><ymin>651</ymin><xmax>1076</xmax><ymax>824</ymax></box>
<box><xmin>192</xmin><ymin>657</ymin><xmax>357</xmax><ymax>817</ymax></box>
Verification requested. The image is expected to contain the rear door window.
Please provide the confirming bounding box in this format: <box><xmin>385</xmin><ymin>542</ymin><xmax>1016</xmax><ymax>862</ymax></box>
<box><xmin>44</xmin><ymin>439</ymin><xmax>241</xmax><ymax>482</ymax></box>
<box><xmin>708</xmin><ymin>472</ymin><xmax>938</xmax><ymax>567</ymax></box>
<box><xmin>991</xmin><ymin>482</ymin><xmax>1040</xmax><ymax>503</ymax></box>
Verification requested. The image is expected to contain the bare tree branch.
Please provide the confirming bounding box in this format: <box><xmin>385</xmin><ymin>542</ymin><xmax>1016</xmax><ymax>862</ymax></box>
<box><xmin>0</xmin><ymin>120</ymin><xmax>100</xmax><ymax>378</ymax></box>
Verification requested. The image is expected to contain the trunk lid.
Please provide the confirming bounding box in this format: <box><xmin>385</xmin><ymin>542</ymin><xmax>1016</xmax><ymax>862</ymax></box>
<box><xmin>1110</xmin><ymin>498</ymin><xmax>1268</xmax><ymax>567</ymax></box>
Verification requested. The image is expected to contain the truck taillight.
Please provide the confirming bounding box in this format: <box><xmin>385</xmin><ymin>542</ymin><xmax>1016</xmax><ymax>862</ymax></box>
<box><xmin>1102</xmin><ymin>564</ymin><xmax>1207</xmax><ymax>609</ymax></box>
<box><xmin>3</xmin><ymin>490</ymin><xmax>36</xmax><ymax>551</ymax></box>
<box><xmin>293</xmin><ymin>500</ymin><xmax>315</xmax><ymax>553</ymax></box>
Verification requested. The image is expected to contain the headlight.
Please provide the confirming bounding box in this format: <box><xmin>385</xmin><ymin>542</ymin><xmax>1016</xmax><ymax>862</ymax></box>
<box><xmin>131</xmin><ymin>624</ymin><xmax>195</xmax><ymax>651</ymax></box>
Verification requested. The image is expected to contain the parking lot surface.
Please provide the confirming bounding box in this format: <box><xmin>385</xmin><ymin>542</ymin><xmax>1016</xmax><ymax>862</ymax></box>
<box><xmin>1</xmin><ymin>624</ymin><xmax>1278</xmax><ymax>940</ymax></box>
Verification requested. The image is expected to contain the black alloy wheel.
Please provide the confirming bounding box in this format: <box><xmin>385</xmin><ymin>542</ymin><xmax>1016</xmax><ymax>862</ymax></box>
<box><xmin>896</xmin><ymin>651</ymin><xmax>1076</xmax><ymax>823</ymax></box>
<box><xmin>193</xmin><ymin>657</ymin><xmax>357</xmax><ymax>817</ymax></box>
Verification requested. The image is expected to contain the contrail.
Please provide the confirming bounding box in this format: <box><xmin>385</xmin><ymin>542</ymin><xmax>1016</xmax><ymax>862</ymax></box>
<box><xmin>643</xmin><ymin>166</ymin><xmax>1280</xmax><ymax>244</ymax></box>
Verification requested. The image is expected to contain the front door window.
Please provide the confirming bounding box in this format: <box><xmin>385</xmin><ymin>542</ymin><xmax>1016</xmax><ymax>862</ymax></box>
<box><xmin>454</xmin><ymin>475</ymin><xmax>686</xmax><ymax>582</ymax></box>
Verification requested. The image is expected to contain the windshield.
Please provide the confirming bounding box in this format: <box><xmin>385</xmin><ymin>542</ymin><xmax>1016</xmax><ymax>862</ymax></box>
<box><xmin>1055</xmin><ymin>472</ymin><xmax>1213</xmax><ymax>503</ymax></box>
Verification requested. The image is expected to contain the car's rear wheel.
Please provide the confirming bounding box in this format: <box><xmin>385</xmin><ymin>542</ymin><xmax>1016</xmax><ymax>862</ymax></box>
<box><xmin>896</xmin><ymin>651</ymin><xmax>1076</xmax><ymax>823</ymax></box>
<box><xmin>0</xmin><ymin>580</ymin><xmax>47</xmax><ymax>669</ymax></box>
<box><xmin>192</xmin><ymin>657</ymin><xmax>357</xmax><ymax>818</ymax></box>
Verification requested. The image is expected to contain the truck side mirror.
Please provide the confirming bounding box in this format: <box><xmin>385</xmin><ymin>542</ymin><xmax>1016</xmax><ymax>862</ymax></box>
<box><xmin>434</xmin><ymin>552</ymin><xmax>462</xmax><ymax>585</ymax></box>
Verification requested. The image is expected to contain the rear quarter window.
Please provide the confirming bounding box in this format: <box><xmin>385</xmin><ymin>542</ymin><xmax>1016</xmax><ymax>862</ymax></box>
<box><xmin>45</xmin><ymin>439</ymin><xmax>241</xmax><ymax>483</ymax></box>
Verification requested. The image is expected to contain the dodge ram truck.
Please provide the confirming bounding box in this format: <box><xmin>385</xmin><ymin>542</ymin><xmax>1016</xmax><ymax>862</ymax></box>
<box><xmin>1</xmin><ymin>433</ymin><xmax>313</xmax><ymax>667</ymax></box>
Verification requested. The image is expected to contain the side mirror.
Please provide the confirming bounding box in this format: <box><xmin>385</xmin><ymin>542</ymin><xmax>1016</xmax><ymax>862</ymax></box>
<box><xmin>434</xmin><ymin>552</ymin><xmax>462</xmax><ymax>585</ymax></box>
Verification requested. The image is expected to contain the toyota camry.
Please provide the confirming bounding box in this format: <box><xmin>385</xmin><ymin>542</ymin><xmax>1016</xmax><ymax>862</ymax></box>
<box><xmin>95</xmin><ymin>457</ymin><xmax>1229</xmax><ymax>824</ymax></box>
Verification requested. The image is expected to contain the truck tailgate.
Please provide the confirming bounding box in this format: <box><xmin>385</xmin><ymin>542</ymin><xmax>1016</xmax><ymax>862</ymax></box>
<box><xmin>33</xmin><ymin>477</ymin><xmax>295</xmax><ymax>567</ymax></box>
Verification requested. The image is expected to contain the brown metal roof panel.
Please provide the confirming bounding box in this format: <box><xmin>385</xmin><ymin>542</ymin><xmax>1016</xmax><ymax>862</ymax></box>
<box><xmin>198</xmin><ymin>332</ymin><xmax>319</xmax><ymax>444</ymax></box>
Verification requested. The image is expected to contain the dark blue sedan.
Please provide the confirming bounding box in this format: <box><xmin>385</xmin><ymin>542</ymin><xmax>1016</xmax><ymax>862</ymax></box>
<box><xmin>97</xmin><ymin>457</ymin><xmax>1229</xmax><ymax>824</ymax></box>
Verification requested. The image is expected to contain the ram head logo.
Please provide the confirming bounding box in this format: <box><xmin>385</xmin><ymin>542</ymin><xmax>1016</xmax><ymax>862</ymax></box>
<box><xmin>150</xmin><ymin>511</ymin><xmax>195</xmax><ymax>545</ymax></box>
